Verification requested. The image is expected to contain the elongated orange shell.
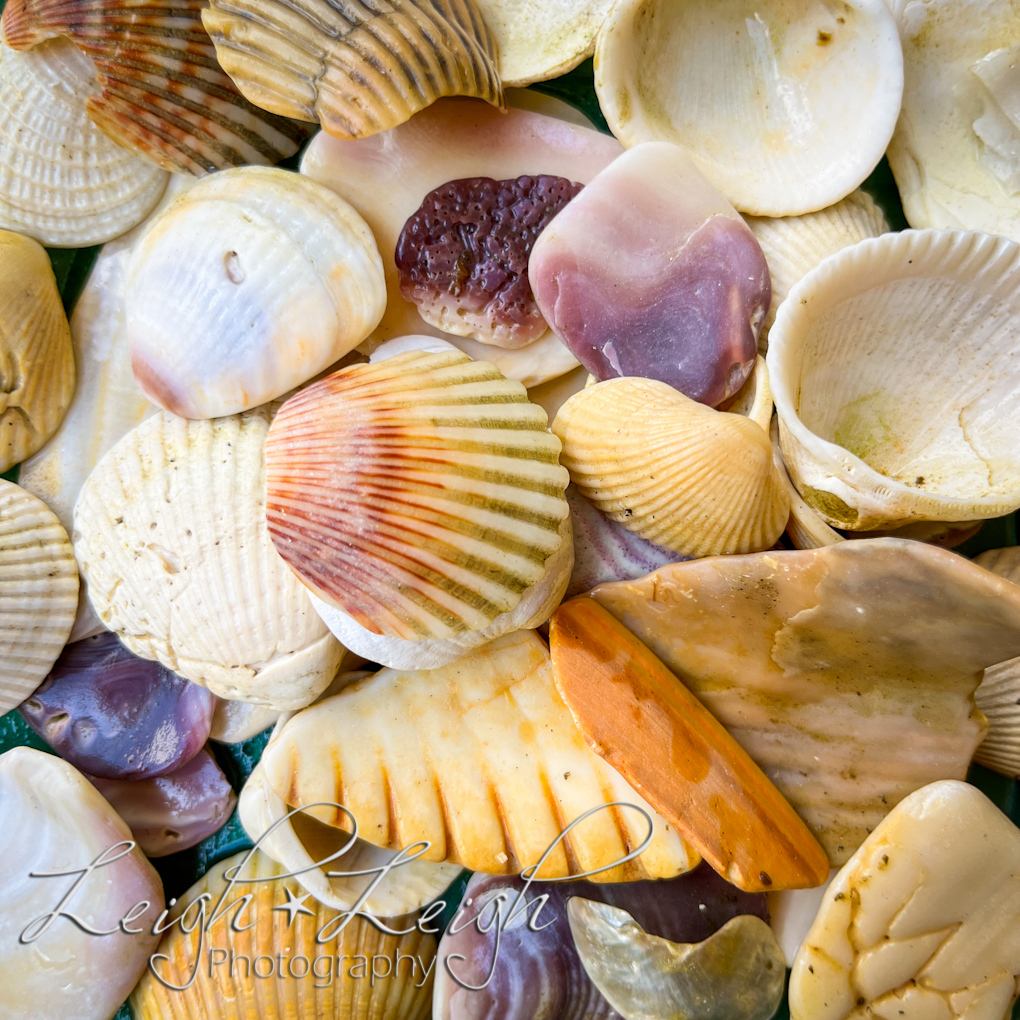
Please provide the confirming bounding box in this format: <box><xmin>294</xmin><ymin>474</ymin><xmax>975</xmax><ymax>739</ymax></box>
<box><xmin>0</xmin><ymin>0</ymin><xmax>313</xmax><ymax>174</ymax></box>
<box><xmin>265</xmin><ymin>348</ymin><xmax>570</xmax><ymax>642</ymax></box>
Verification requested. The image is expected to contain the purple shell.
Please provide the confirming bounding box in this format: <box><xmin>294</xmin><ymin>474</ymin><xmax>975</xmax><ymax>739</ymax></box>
<box><xmin>20</xmin><ymin>632</ymin><xmax>215</xmax><ymax>780</ymax></box>
<box><xmin>435</xmin><ymin>863</ymin><xmax>768</xmax><ymax>1020</ymax></box>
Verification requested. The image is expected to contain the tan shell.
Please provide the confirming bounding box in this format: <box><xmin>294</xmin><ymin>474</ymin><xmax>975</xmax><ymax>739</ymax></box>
<box><xmin>0</xmin><ymin>480</ymin><xmax>78</xmax><ymax>714</ymax></box>
<box><xmin>260</xmin><ymin>629</ymin><xmax>698</xmax><ymax>880</ymax></box>
<box><xmin>73</xmin><ymin>406</ymin><xmax>344</xmax><ymax>710</ymax></box>
<box><xmin>0</xmin><ymin>231</ymin><xmax>75</xmax><ymax>473</ymax></box>
<box><xmin>975</xmin><ymin>546</ymin><xmax>1020</xmax><ymax>585</ymax></box>
<box><xmin>552</xmin><ymin>375</ymin><xmax>790</xmax><ymax>558</ymax></box>
<box><xmin>202</xmin><ymin>0</ymin><xmax>503</xmax><ymax>140</ymax></box>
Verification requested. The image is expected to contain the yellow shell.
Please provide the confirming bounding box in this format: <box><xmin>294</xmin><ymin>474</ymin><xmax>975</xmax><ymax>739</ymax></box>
<box><xmin>131</xmin><ymin>849</ymin><xmax>436</xmax><ymax>1020</ymax></box>
<box><xmin>551</xmin><ymin>376</ymin><xmax>790</xmax><ymax>558</ymax></box>
<box><xmin>0</xmin><ymin>231</ymin><xmax>75</xmax><ymax>472</ymax></box>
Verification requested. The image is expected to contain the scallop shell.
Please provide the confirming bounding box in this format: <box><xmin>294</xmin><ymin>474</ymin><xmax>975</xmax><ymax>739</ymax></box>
<box><xmin>0</xmin><ymin>37</ymin><xmax>167</xmax><ymax>246</ymax></box>
<box><xmin>594</xmin><ymin>0</ymin><xmax>903</xmax><ymax>216</ymax></box>
<box><xmin>131</xmin><ymin>849</ymin><xmax>436</xmax><ymax>1020</ymax></box>
<box><xmin>0</xmin><ymin>231</ymin><xmax>75</xmax><ymax>473</ymax></box>
<box><xmin>0</xmin><ymin>480</ymin><xmax>78</xmax><ymax>714</ymax></box>
<box><xmin>73</xmin><ymin>406</ymin><xmax>345</xmax><ymax>710</ymax></box>
<box><xmin>1</xmin><ymin>0</ymin><xmax>313</xmax><ymax>175</ymax></box>
<box><xmin>551</xmin><ymin>376</ymin><xmax>790</xmax><ymax>558</ymax></box>
<box><xmin>768</xmin><ymin>229</ymin><xmax>1020</xmax><ymax>531</ymax></box>
<box><xmin>202</xmin><ymin>0</ymin><xmax>503</xmax><ymax>140</ymax></box>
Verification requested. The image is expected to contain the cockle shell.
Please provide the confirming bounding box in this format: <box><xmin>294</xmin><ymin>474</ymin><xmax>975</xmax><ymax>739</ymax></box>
<box><xmin>265</xmin><ymin>348</ymin><xmax>572</xmax><ymax>670</ymax></box>
<box><xmin>202</xmin><ymin>0</ymin><xmax>503</xmax><ymax>139</ymax></box>
<box><xmin>790</xmin><ymin>781</ymin><xmax>1020</xmax><ymax>1020</ymax></box>
<box><xmin>125</xmin><ymin>167</ymin><xmax>386</xmax><ymax>419</ymax></box>
<box><xmin>594</xmin><ymin>0</ymin><xmax>903</xmax><ymax>217</ymax></box>
<box><xmin>0</xmin><ymin>746</ymin><xmax>164</xmax><ymax>1020</ymax></box>
<box><xmin>0</xmin><ymin>0</ymin><xmax>313</xmax><ymax>175</ymax></box>
<box><xmin>73</xmin><ymin>406</ymin><xmax>345</xmax><ymax>710</ymax></box>
<box><xmin>769</xmin><ymin>229</ymin><xmax>1020</xmax><ymax>531</ymax></box>
<box><xmin>260</xmin><ymin>629</ymin><xmax>698</xmax><ymax>880</ymax></box>
<box><xmin>131</xmin><ymin>849</ymin><xmax>437</xmax><ymax>1020</ymax></box>
<box><xmin>0</xmin><ymin>479</ymin><xmax>78</xmax><ymax>715</ymax></box>
<box><xmin>551</xmin><ymin>376</ymin><xmax>790</xmax><ymax>558</ymax></box>
<box><xmin>0</xmin><ymin>37</ymin><xmax>167</xmax><ymax>246</ymax></box>
<box><xmin>0</xmin><ymin>231</ymin><xmax>75</xmax><ymax>473</ymax></box>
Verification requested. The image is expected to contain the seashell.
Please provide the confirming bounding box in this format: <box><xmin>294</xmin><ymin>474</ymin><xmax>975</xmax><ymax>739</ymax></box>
<box><xmin>505</xmin><ymin>87</ymin><xmax>596</xmax><ymax>127</ymax></box>
<box><xmin>551</xmin><ymin>376</ymin><xmax>790</xmax><ymax>558</ymax></box>
<box><xmin>210</xmin><ymin>697</ymin><xmax>281</xmax><ymax>744</ymax></box>
<box><xmin>719</xmin><ymin>355</ymin><xmax>774</xmax><ymax>433</ymax></box>
<box><xmin>766</xmin><ymin>870</ymin><xmax>837</xmax><ymax>967</ymax></box>
<box><xmin>589</xmin><ymin>539</ymin><xmax>1020</xmax><ymax>866</ymax></box>
<box><xmin>568</xmin><ymin>902</ymin><xmax>786</xmax><ymax>1020</ymax></box>
<box><xmin>0</xmin><ymin>479</ymin><xmax>78</xmax><ymax>715</ymax></box>
<box><xmin>0</xmin><ymin>230</ymin><xmax>75</xmax><ymax>474</ymax></box>
<box><xmin>0</xmin><ymin>37</ymin><xmax>167</xmax><ymax>246</ymax></box>
<box><xmin>131</xmin><ymin>849</ymin><xmax>437</xmax><ymax>1020</ymax></box>
<box><xmin>73</xmin><ymin>406</ymin><xmax>345</xmax><ymax>710</ymax></box>
<box><xmin>594</xmin><ymin>0</ymin><xmax>903</xmax><ymax>217</ymax></box>
<box><xmin>790</xmin><ymin>781</ymin><xmax>1020</xmax><ymax>1020</ymax></box>
<box><xmin>975</xmin><ymin>546</ymin><xmax>1020</xmax><ymax>585</ymax></box>
<box><xmin>527</xmin><ymin>364</ymin><xmax>588</xmax><ymax>423</ymax></box>
<box><xmin>265</xmin><ymin>348</ymin><xmax>572</xmax><ymax>670</ymax></box>
<box><xmin>201</xmin><ymin>0</ymin><xmax>503</xmax><ymax>139</ymax></box>
<box><xmin>0</xmin><ymin>746</ymin><xmax>164</xmax><ymax>1020</ymax></box>
<box><xmin>1</xmin><ymin>0</ymin><xmax>314</xmax><ymax>175</ymax></box>
<box><xmin>125</xmin><ymin>167</ymin><xmax>386</xmax><ymax>419</ymax></box>
<box><xmin>260</xmin><ymin>629</ymin><xmax>698</xmax><ymax>880</ymax></box>
<box><xmin>769</xmin><ymin>229</ymin><xmax>1020</xmax><ymax>531</ymax></box>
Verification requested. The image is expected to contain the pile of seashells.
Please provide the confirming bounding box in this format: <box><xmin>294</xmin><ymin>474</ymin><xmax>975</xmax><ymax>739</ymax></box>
<box><xmin>1</xmin><ymin>0</ymin><xmax>1020</xmax><ymax>1018</ymax></box>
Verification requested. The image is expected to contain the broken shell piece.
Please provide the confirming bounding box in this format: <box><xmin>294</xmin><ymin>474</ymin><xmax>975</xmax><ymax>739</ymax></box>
<box><xmin>0</xmin><ymin>479</ymin><xmax>78</xmax><ymax>715</ymax></box>
<box><xmin>73</xmin><ymin>407</ymin><xmax>345</xmax><ymax>710</ymax></box>
<box><xmin>552</xmin><ymin>376</ymin><xmax>790</xmax><ymax>558</ymax></box>
<box><xmin>589</xmin><ymin>539</ymin><xmax>1020</xmax><ymax>865</ymax></box>
<box><xmin>0</xmin><ymin>38</ymin><xmax>167</xmax><ymax>246</ymax></box>
<box><xmin>0</xmin><ymin>231</ymin><xmax>75</xmax><ymax>473</ymax></box>
<box><xmin>790</xmin><ymin>781</ymin><xmax>1020</xmax><ymax>1020</ymax></box>
<box><xmin>126</xmin><ymin>167</ymin><xmax>386</xmax><ymax>419</ymax></box>
<box><xmin>594</xmin><ymin>0</ymin><xmax>903</xmax><ymax>217</ymax></box>
<box><xmin>260</xmin><ymin>630</ymin><xmax>697</xmax><ymax>879</ymax></box>
<box><xmin>769</xmin><ymin>229</ymin><xmax>1020</xmax><ymax>531</ymax></box>
<box><xmin>569</xmin><ymin>902</ymin><xmax>786</xmax><ymax>1020</ymax></box>
<box><xmin>209</xmin><ymin>698</ymin><xmax>281</xmax><ymax>744</ymax></box>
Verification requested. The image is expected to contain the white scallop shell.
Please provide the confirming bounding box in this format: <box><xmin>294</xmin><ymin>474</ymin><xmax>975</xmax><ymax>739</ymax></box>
<box><xmin>0</xmin><ymin>38</ymin><xmax>167</xmax><ymax>246</ymax></box>
<box><xmin>594</xmin><ymin>0</ymin><xmax>903</xmax><ymax>216</ymax></box>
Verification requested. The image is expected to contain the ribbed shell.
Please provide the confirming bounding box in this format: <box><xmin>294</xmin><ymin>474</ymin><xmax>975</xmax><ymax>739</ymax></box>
<box><xmin>0</xmin><ymin>480</ymin><xmax>78</xmax><ymax>713</ymax></box>
<box><xmin>0</xmin><ymin>37</ymin><xmax>167</xmax><ymax>246</ymax></box>
<box><xmin>0</xmin><ymin>231</ymin><xmax>75</xmax><ymax>473</ymax></box>
<box><xmin>552</xmin><ymin>376</ymin><xmax>790</xmax><ymax>558</ymax></box>
<box><xmin>131</xmin><ymin>849</ymin><xmax>435</xmax><ymax>1020</ymax></box>
<box><xmin>73</xmin><ymin>406</ymin><xmax>344</xmax><ymax>710</ymax></box>
<box><xmin>1</xmin><ymin>0</ymin><xmax>314</xmax><ymax>175</ymax></box>
<box><xmin>265</xmin><ymin>348</ymin><xmax>570</xmax><ymax>642</ymax></box>
<box><xmin>202</xmin><ymin>0</ymin><xmax>503</xmax><ymax>140</ymax></box>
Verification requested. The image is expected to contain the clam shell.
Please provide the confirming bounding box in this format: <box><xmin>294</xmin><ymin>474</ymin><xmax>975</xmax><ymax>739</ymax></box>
<box><xmin>551</xmin><ymin>376</ymin><xmax>790</xmax><ymax>558</ymax></box>
<box><xmin>0</xmin><ymin>37</ymin><xmax>167</xmax><ymax>246</ymax></box>
<box><xmin>202</xmin><ymin>0</ymin><xmax>503</xmax><ymax>139</ymax></box>
<box><xmin>1</xmin><ymin>0</ymin><xmax>313</xmax><ymax>175</ymax></box>
<box><xmin>769</xmin><ymin>229</ymin><xmax>1020</xmax><ymax>531</ymax></box>
<box><xmin>0</xmin><ymin>479</ymin><xmax>78</xmax><ymax>714</ymax></box>
<box><xmin>73</xmin><ymin>406</ymin><xmax>345</xmax><ymax>710</ymax></box>
<box><xmin>770</xmin><ymin>418</ymin><xmax>842</xmax><ymax>550</ymax></box>
<box><xmin>594</xmin><ymin>0</ymin><xmax>903</xmax><ymax>216</ymax></box>
<box><xmin>0</xmin><ymin>231</ymin><xmax>75</xmax><ymax>473</ymax></box>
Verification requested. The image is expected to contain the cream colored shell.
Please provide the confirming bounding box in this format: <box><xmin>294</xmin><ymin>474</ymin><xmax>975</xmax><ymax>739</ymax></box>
<box><xmin>594</xmin><ymin>0</ymin><xmax>904</xmax><ymax>216</ymax></box>
<box><xmin>73</xmin><ymin>406</ymin><xmax>344</xmax><ymax>710</ymax></box>
<box><xmin>790</xmin><ymin>781</ymin><xmax>1020</xmax><ymax>1020</ymax></box>
<box><xmin>769</xmin><ymin>229</ymin><xmax>1020</xmax><ymax>531</ymax></box>
<box><xmin>0</xmin><ymin>480</ymin><xmax>78</xmax><ymax>714</ymax></box>
<box><xmin>209</xmin><ymin>698</ymin><xmax>281</xmax><ymax>744</ymax></box>
<box><xmin>0</xmin><ymin>38</ymin><xmax>167</xmax><ymax>246</ymax></box>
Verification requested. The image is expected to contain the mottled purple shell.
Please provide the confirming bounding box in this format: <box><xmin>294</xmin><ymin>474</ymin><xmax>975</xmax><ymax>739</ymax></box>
<box><xmin>435</xmin><ymin>864</ymin><xmax>768</xmax><ymax>1020</ymax></box>
<box><xmin>20</xmin><ymin>632</ymin><xmax>215</xmax><ymax>780</ymax></box>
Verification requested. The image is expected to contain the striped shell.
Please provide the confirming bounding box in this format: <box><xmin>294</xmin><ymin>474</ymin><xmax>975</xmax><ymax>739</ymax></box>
<box><xmin>0</xmin><ymin>231</ymin><xmax>75</xmax><ymax>473</ymax></box>
<box><xmin>0</xmin><ymin>37</ymin><xmax>167</xmax><ymax>246</ymax></box>
<box><xmin>202</xmin><ymin>0</ymin><xmax>503</xmax><ymax>141</ymax></box>
<box><xmin>0</xmin><ymin>480</ymin><xmax>78</xmax><ymax>714</ymax></box>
